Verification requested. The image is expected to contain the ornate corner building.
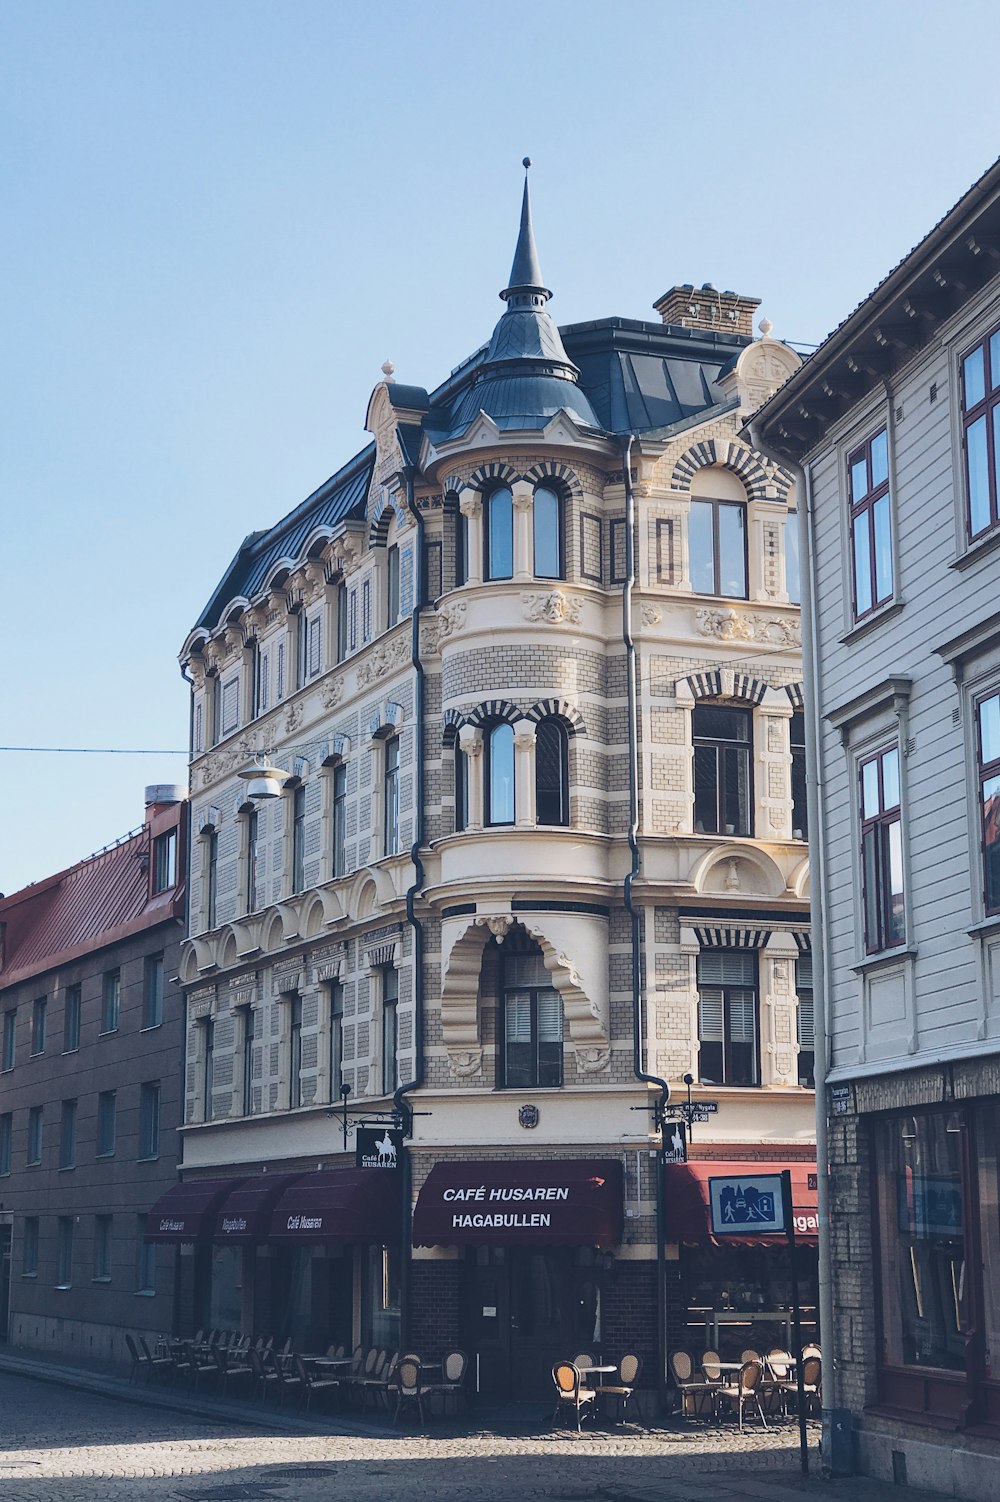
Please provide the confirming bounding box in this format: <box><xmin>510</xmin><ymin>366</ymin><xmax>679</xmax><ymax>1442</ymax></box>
<box><xmin>169</xmin><ymin>172</ymin><xmax>815</xmax><ymax>1401</ymax></box>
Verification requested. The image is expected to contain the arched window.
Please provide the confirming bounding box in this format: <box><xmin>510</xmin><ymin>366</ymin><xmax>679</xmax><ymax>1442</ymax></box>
<box><xmin>533</xmin><ymin>485</ymin><xmax>562</xmax><ymax>579</ymax></box>
<box><xmin>689</xmin><ymin>466</ymin><xmax>748</xmax><ymax>599</ymax></box>
<box><xmin>485</xmin><ymin>486</ymin><xmax>513</xmax><ymax>580</ymax></box>
<box><xmin>451</xmin><ymin>494</ymin><xmax>468</xmax><ymax>588</ymax></box>
<box><xmin>535</xmin><ymin>718</ymin><xmax>569</xmax><ymax>826</ymax></box>
<box><xmin>486</xmin><ymin>722</ymin><xmax>515</xmax><ymax>825</ymax></box>
<box><xmin>454</xmin><ymin>741</ymin><xmax>468</xmax><ymax>832</ymax></box>
<box><xmin>498</xmin><ymin>927</ymin><xmax>563</xmax><ymax>1088</ymax></box>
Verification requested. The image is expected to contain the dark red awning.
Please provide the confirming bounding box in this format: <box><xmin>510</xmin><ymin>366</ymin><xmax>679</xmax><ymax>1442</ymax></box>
<box><xmin>664</xmin><ymin>1160</ymin><xmax>819</xmax><ymax>1247</ymax></box>
<box><xmin>269</xmin><ymin>1167</ymin><xmax>400</xmax><ymax>1243</ymax></box>
<box><xmin>214</xmin><ymin>1174</ymin><xmax>303</xmax><ymax>1242</ymax></box>
<box><xmin>413</xmin><ymin>1159</ymin><xmax>623</xmax><ymax>1248</ymax></box>
<box><xmin>145</xmin><ymin>1177</ymin><xmax>244</xmax><ymax>1244</ymax></box>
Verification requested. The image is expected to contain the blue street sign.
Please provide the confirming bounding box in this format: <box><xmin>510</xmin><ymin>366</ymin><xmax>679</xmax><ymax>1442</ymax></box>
<box><xmin>708</xmin><ymin>1173</ymin><xmax>787</xmax><ymax>1235</ymax></box>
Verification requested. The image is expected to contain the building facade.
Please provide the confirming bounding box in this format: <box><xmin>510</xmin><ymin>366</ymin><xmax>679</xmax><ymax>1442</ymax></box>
<box><xmin>171</xmin><ymin>173</ymin><xmax>815</xmax><ymax>1403</ymax></box>
<box><xmin>0</xmin><ymin>787</ymin><xmax>186</xmax><ymax>1362</ymax></box>
<box><xmin>753</xmin><ymin>159</ymin><xmax>1000</xmax><ymax>1497</ymax></box>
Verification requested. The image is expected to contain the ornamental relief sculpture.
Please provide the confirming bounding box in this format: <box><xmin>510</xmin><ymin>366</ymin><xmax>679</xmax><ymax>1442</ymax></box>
<box><xmin>448</xmin><ymin>1047</ymin><xmax>484</xmax><ymax>1078</ymax></box>
<box><xmin>355</xmin><ymin>632</ymin><xmax>410</xmax><ymax>688</ymax></box>
<box><xmin>694</xmin><ymin>606</ymin><xmax>801</xmax><ymax>648</ymax></box>
<box><xmin>422</xmin><ymin>599</ymin><xmax>467</xmax><ymax>653</ymax></box>
<box><xmin>522</xmin><ymin>590</ymin><xmax>582</xmax><ymax>625</ymax></box>
<box><xmin>321</xmin><ymin>676</ymin><xmax>344</xmax><ymax>710</ymax></box>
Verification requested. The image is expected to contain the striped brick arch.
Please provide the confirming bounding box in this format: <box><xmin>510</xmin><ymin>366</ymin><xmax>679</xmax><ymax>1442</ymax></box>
<box><xmin>521</xmin><ymin>461</ymin><xmax>583</xmax><ymax>502</ymax></box>
<box><xmin>694</xmin><ymin>925</ymin><xmax>771</xmax><ymax>949</ymax></box>
<box><xmin>785</xmin><ymin>682</ymin><xmax>805</xmax><ymax>708</ymax></box>
<box><xmin>682</xmin><ymin>670</ymin><xmax>769</xmax><ymax>705</ymax></box>
<box><xmin>463</xmin><ymin>699</ymin><xmax>524</xmax><ymax>729</ymax></box>
<box><xmin>670</xmin><ymin>439</ymin><xmax>793</xmax><ymax>504</ymax></box>
<box><xmin>467</xmin><ymin>461</ymin><xmax>520</xmax><ymax>493</ymax></box>
<box><xmin>524</xmin><ymin>699</ymin><xmax>586</xmax><ymax>736</ymax></box>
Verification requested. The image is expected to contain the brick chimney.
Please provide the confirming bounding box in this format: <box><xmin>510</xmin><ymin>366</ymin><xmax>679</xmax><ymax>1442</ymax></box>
<box><xmin>653</xmin><ymin>283</ymin><xmax>761</xmax><ymax>337</ymax></box>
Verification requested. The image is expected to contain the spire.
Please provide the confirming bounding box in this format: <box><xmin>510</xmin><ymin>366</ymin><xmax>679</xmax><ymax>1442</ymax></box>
<box><xmin>501</xmin><ymin>158</ymin><xmax>551</xmax><ymax>303</ymax></box>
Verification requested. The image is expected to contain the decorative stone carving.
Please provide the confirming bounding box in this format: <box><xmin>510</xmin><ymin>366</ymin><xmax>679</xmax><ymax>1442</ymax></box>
<box><xmin>284</xmin><ymin>702</ymin><xmax>304</xmax><ymax>733</ymax></box>
<box><xmin>331</xmin><ymin>535</ymin><xmax>360</xmax><ymax>576</ymax></box>
<box><xmin>694</xmin><ymin>607</ymin><xmax>800</xmax><ymax>647</ymax></box>
<box><xmin>458</xmin><ymin>492</ymin><xmax>482</xmax><ymax>520</ymax></box>
<box><xmin>522</xmin><ymin>590</ymin><xmax>582</xmax><ymax>625</ymax></box>
<box><xmin>518</xmin><ymin>1103</ymin><xmax>540</xmax><ymax>1127</ymax></box>
<box><xmin>475</xmin><ymin>915</ymin><xmax>513</xmax><ymax>943</ymax></box>
<box><xmin>448</xmin><ymin>1047</ymin><xmax>483</xmax><ymax>1078</ymax></box>
<box><xmin>356</xmin><ymin>634</ymin><xmax>409</xmax><ymax>688</ymax></box>
<box><xmin>321</xmin><ymin>676</ymin><xmax>344</xmax><ymax>710</ymax></box>
<box><xmin>641</xmin><ymin>603</ymin><xmax>662</xmax><ymax>626</ymax></box>
<box><xmin>576</xmin><ymin>1045</ymin><xmax>612</xmax><ymax>1074</ymax></box>
<box><xmin>725</xmin><ymin>860</ymin><xmax>740</xmax><ymax>891</ymax></box>
<box><xmin>423</xmin><ymin>599</ymin><xmax>467</xmax><ymax>652</ymax></box>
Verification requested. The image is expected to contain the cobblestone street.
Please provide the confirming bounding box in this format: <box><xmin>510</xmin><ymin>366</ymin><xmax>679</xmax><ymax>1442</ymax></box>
<box><xmin>0</xmin><ymin>1368</ymin><xmax>952</xmax><ymax>1502</ymax></box>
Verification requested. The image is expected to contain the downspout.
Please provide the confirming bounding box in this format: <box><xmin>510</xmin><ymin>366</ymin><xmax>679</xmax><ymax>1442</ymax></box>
<box><xmin>394</xmin><ymin>464</ymin><xmax>425</xmax><ymax>1350</ymax></box>
<box><xmin>620</xmin><ymin>433</ymin><xmax>671</xmax><ymax>1411</ymax></box>
<box><xmin>747</xmin><ymin>421</ymin><xmax>837</xmax><ymax>1467</ymax></box>
<box><xmin>176</xmin><ymin>658</ymin><xmax>196</xmax><ymax>1336</ymax></box>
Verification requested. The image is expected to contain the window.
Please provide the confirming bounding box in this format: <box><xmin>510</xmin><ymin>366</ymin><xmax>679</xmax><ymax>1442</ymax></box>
<box><xmin>383</xmin><ymin>737</ymin><xmax>400</xmax><ymax>856</ymax></box>
<box><xmin>796</xmin><ymin>954</ymin><xmax>815</xmax><ymax>1089</ymax></box>
<box><xmin>23</xmin><ymin>1217</ymin><xmax>38</xmax><ymax>1276</ymax></box>
<box><xmin>292</xmin><ymin>785</ymin><xmax>307</xmax><ymax>892</ymax></box>
<box><xmin>210</xmin><ymin>671</ymin><xmax>222</xmax><ymax>745</ymax></box>
<box><xmin>245</xmin><ymin>808</ymin><xmax>259</xmax><ymax>913</ymax></box>
<box><xmin>27</xmin><ymin>1106</ymin><xmax>42</xmax><ymax>1165</ymax></box>
<box><xmin>329</xmin><ymin>982</ymin><xmax>344</xmax><ymax>1100</ymax></box>
<box><xmin>289</xmin><ymin>996</ymin><xmax>303</xmax><ymax>1109</ymax></box>
<box><xmin>136</xmin><ymin>1216</ymin><xmax>156</xmax><ymax>1294</ymax></box>
<box><xmin>96</xmin><ymin>1091</ymin><xmax>116</xmax><ymax>1157</ymax></box>
<box><xmin>535</xmin><ymin>719</ymin><xmax>569</xmax><ymax>826</ymax></box>
<box><xmin>387</xmin><ymin>544</ymin><xmax>400</xmax><ymax>628</ymax></box>
<box><xmin>785</xmin><ymin>508</ymin><xmax>801</xmax><ymax>605</ymax></box>
<box><xmin>382</xmin><ymin>967</ymin><xmax>398</xmax><ymax>1096</ymax></box>
<box><xmin>533</xmin><ymin>486</ymin><xmax>562</xmax><ymax>579</ymax></box>
<box><xmin>139</xmin><ymin>1083</ymin><xmax>160</xmax><ymax>1159</ymax></box>
<box><xmin>59</xmin><ymin>1099</ymin><xmax>77</xmax><ymax>1169</ymax></box>
<box><xmin>205</xmin><ymin>830</ymin><xmax>218</xmax><ymax>928</ymax></box>
<box><xmin>790</xmin><ymin>710</ymin><xmax>808</xmax><ymax>841</ymax></box>
<box><xmin>2</xmin><ymin>1009</ymin><xmax>14</xmax><ymax>1071</ymax></box>
<box><xmin>500</xmin><ymin>930</ymin><xmax>563</xmax><ymax>1088</ymax></box>
<box><xmin>252</xmin><ymin>639</ymin><xmax>268</xmax><ymax>718</ymax></box>
<box><xmin>848</xmin><ymin>426</ymin><xmax>893</xmax><ymax>619</ymax></box>
<box><xmin>977</xmin><ymin>689</ymin><xmax>1000</xmax><ymax>914</ymax></box>
<box><xmin>30</xmin><ymin>996</ymin><xmax>46</xmax><ymax>1056</ymax></box>
<box><xmin>94</xmin><ymin>1215</ymin><xmax>112</xmax><ymax>1280</ymax></box>
<box><xmin>307</xmin><ymin>613</ymin><xmax>323</xmax><ymax>678</ymax></box>
<box><xmin>860</xmin><ymin>744</ymin><xmax>905</xmax><ymax>952</ymax></box>
<box><xmin>337</xmin><ymin>584</ymin><xmax>348</xmax><ymax>662</ymax></box>
<box><xmin>56</xmin><ymin>1217</ymin><xmax>73</xmax><ymax>1288</ymax></box>
<box><xmin>486</xmin><ymin>722</ymin><xmax>515</xmax><ymax>826</ymax></box>
<box><xmin>689</xmin><ymin>498</ymin><xmax>747</xmax><ymax>598</ymax></box>
<box><xmin>64</xmin><ymin>982</ymin><xmax>81</xmax><ymax>1051</ymax></box>
<box><xmin>152</xmin><ymin>828</ymin><xmax>177</xmax><ymax>892</ymax></box>
<box><xmin>203</xmin><ymin>1020</ymin><xmax>215</xmax><ymax>1121</ymax></box>
<box><xmin>693</xmin><ymin>705</ymin><xmax>752</xmax><ymax>836</ymax></box>
<box><xmin>0</xmin><ymin>1113</ymin><xmax>11</xmax><ymax>1175</ymax></box>
<box><xmin>101</xmin><ymin>970</ymin><xmax>120</xmax><ymax>1033</ymax></box>
<box><xmin>332</xmin><ymin>764</ymin><xmax>348</xmax><ymax>878</ymax></box>
<box><xmin>455</xmin><ymin>502</ymin><xmax>468</xmax><ymax>587</ymax></box>
<box><xmin>219</xmin><ymin>675</ymin><xmax>240</xmax><ymax>738</ymax></box>
<box><xmin>485</xmin><ymin>486</ymin><xmax>513</xmax><ymax>580</ymax></box>
<box><xmin>295</xmin><ymin>607</ymin><xmax>309</xmax><ymax>691</ymax></box>
<box><xmin>454</xmin><ymin>742</ymin><xmax>468</xmax><ymax>833</ymax></box>
<box><xmin>143</xmin><ymin>954</ymin><xmax>164</xmax><ymax>1029</ymax></box>
<box><xmin>241</xmin><ymin>1007</ymin><xmax>255</xmax><ymax>1116</ymax></box>
<box><xmin>961</xmin><ymin>323</ymin><xmax>1000</xmax><ymax>539</ymax></box>
<box><xmin>697</xmin><ymin>950</ymin><xmax>759</xmax><ymax>1086</ymax></box>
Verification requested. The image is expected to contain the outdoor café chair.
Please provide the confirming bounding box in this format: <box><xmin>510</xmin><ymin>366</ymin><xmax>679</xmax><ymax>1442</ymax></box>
<box><xmin>135</xmin><ymin>1335</ymin><xmax>174</xmax><ymax>1386</ymax></box>
<box><xmin>177</xmin><ymin>1341</ymin><xmax>217</xmax><ymax>1391</ymax></box>
<box><xmin>249</xmin><ymin>1346</ymin><xmax>281</xmax><ymax>1405</ymax></box>
<box><xmin>212</xmin><ymin>1343</ymin><xmax>253</xmax><ymax>1395</ymax></box>
<box><xmin>393</xmin><ymin>1356</ymin><xmax>425</xmax><ymax>1425</ymax></box>
<box><xmin>597</xmin><ymin>1353</ymin><xmax>642</xmax><ymax>1424</ymax></box>
<box><xmin>420</xmin><ymin>1349</ymin><xmax>469</xmax><ymax>1416</ymax></box>
<box><xmin>717</xmin><ymin>1360</ymin><xmax>768</xmax><ymax>1432</ymax></box>
<box><xmin>572</xmin><ymin>1351</ymin><xmax>596</xmax><ymax>1371</ymax></box>
<box><xmin>700</xmin><ymin>1349</ymin><xmax>723</xmax><ymax>1385</ymax></box>
<box><xmin>294</xmin><ymin>1354</ymin><xmax>341</xmax><ymax>1411</ymax></box>
<box><xmin>668</xmin><ymin>1350</ymin><xmax>715</xmax><ymax>1417</ymax></box>
<box><xmin>551</xmin><ymin>1362</ymin><xmax>596</xmax><ymax>1432</ymax></box>
<box><xmin>271</xmin><ymin>1351</ymin><xmax>304</xmax><ymax>1407</ymax></box>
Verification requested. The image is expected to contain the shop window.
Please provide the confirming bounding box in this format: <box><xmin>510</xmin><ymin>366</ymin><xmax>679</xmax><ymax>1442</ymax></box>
<box><xmin>96</xmin><ymin>1090</ymin><xmax>116</xmax><ymax>1157</ymax></box>
<box><xmin>208</xmin><ymin>1244</ymin><xmax>243</xmax><ymax>1332</ymax></box>
<box><xmin>101</xmin><ymin>970</ymin><xmax>120</xmax><ymax>1034</ymax></box>
<box><xmin>499</xmin><ymin>928</ymin><xmax>563</xmax><ymax>1088</ymax></box>
<box><xmin>291</xmin><ymin>784</ymin><xmax>307</xmax><ymax>893</ymax></box>
<box><xmin>31</xmin><ymin>996</ymin><xmax>46</xmax><ymax>1056</ymax></box>
<box><xmin>381</xmin><ymin>967</ymin><xmax>398</xmax><ymax>1096</ymax></box>
<box><xmin>332</xmin><ymin>763</ymin><xmax>348</xmax><ymax>877</ymax></box>
<box><xmin>790</xmin><ymin>711</ymin><xmax>808</xmax><ymax>841</ymax></box>
<box><xmin>848</xmin><ymin>426</ymin><xmax>893</xmax><ymax>619</ymax></box>
<box><xmin>27</xmin><ymin>1105</ymin><xmax>42</xmax><ymax>1165</ymax></box>
<box><xmin>2</xmin><ymin>1008</ymin><xmax>14</xmax><ymax>1071</ymax></box>
<box><xmin>64</xmin><ymin>983</ymin><xmax>81</xmax><ymax>1052</ymax></box>
<box><xmin>693</xmin><ymin>705</ymin><xmax>752</xmax><ymax>836</ymax></box>
<box><xmin>860</xmin><ymin>744</ymin><xmax>905</xmax><ymax>952</ymax></box>
<box><xmin>533</xmin><ymin>485</ymin><xmax>563</xmax><ymax>579</ymax></box>
<box><xmin>329</xmin><ymin>982</ymin><xmax>344</xmax><ymax>1100</ymax></box>
<box><xmin>535</xmin><ymin>718</ymin><xmax>569</xmax><ymax>826</ymax></box>
<box><xmin>56</xmin><ymin>1217</ymin><xmax>73</xmax><ymax>1288</ymax></box>
<box><xmin>795</xmin><ymin>954</ymin><xmax>814</xmax><ymax>1089</ymax></box>
<box><xmin>383</xmin><ymin>736</ymin><xmax>400</xmax><ymax>856</ymax></box>
<box><xmin>689</xmin><ymin>498</ymin><xmax>747</xmax><ymax>598</ymax></box>
<box><xmin>486</xmin><ymin>721</ymin><xmax>515</xmax><ymax>827</ymax></box>
<box><xmin>139</xmin><ymin>1082</ymin><xmax>160</xmax><ymax>1160</ymax></box>
<box><xmin>152</xmin><ymin>828</ymin><xmax>177</xmax><ymax>893</ymax></box>
<box><xmin>961</xmin><ymin>322</ymin><xmax>1000</xmax><ymax>540</ymax></box>
<box><xmin>143</xmin><ymin>955</ymin><xmax>163</xmax><ymax>1030</ymax></box>
<box><xmin>485</xmin><ymin>485</ymin><xmax>514</xmax><ymax>580</ymax></box>
<box><xmin>874</xmin><ymin>1111</ymin><xmax>968</xmax><ymax>1376</ymax></box>
<box><xmin>59</xmin><ymin>1099</ymin><xmax>76</xmax><ymax>1169</ymax></box>
<box><xmin>362</xmin><ymin>1243</ymin><xmax>400</xmax><ymax>1350</ymax></box>
<box><xmin>23</xmin><ymin>1217</ymin><xmax>38</xmax><ymax>1277</ymax></box>
<box><xmin>697</xmin><ymin>950</ymin><xmax>759</xmax><ymax>1087</ymax></box>
<box><xmin>136</xmin><ymin>1216</ymin><xmax>156</xmax><ymax>1294</ymax></box>
<box><xmin>94</xmin><ymin>1215</ymin><xmax>112</xmax><ymax>1281</ymax></box>
<box><xmin>976</xmin><ymin>689</ymin><xmax>1000</xmax><ymax>914</ymax></box>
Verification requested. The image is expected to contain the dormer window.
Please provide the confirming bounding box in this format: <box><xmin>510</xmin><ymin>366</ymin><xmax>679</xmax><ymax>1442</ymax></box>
<box><xmin>152</xmin><ymin>829</ymin><xmax>177</xmax><ymax>894</ymax></box>
<box><xmin>485</xmin><ymin>486</ymin><xmax>514</xmax><ymax>580</ymax></box>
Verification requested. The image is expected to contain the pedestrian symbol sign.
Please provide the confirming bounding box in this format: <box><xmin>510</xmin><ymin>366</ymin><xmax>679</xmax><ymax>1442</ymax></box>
<box><xmin>708</xmin><ymin>1173</ymin><xmax>786</xmax><ymax>1235</ymax></box>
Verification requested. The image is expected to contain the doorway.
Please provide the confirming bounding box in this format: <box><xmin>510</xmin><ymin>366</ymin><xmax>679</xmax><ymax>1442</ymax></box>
<box><xmin>463</xmin><ymin>1246</ymin><xmax>605</xmax><ymax>1403</ymax></box>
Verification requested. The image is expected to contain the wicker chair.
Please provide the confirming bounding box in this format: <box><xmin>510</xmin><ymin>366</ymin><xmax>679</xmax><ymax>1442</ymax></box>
<box><xmin>551</xmin><ymin>1362</ymin><xmax>596</xmax><ymax>1432</ymax></box>
<box><xmin>668</xmin><ymin>1350</ymin><xmax>715</xmax><ymax>1417</ymax></box>
<box><xmin>597</xmin><ymin>1353</ymin><xmax>642</xmax><ymax>1424</ymax></box>
<box><xmin>393</xmin><ymin>1356</ymin><xmax>425</xmax><ymax>1425</ymax></box>
<box><xmin>717</xmin><ymin>1359</ymin><xmax>768</xmax><ymax>1432</ymax></box>
<box><xmin>420</xmin><ymin>1349</ymin><xmax>469</xmax><ymax>1416</ymax></box>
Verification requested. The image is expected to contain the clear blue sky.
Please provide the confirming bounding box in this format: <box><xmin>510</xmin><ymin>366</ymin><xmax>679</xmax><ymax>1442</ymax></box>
<box><xmin>3</xmin><ymin>0</ymin><xmax>999</xmax><ymax>894</ymax></box>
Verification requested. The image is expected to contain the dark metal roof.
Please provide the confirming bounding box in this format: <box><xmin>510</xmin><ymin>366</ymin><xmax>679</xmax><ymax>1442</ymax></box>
<box><xmin>434</xmin><ymin>367</ymin><xmax>602</xmax><ymax>438</ymax></box>
<box><xmin>503</xmin><ymin>170</ymin><xmax>549</xmax><ymax>299</ymax></box>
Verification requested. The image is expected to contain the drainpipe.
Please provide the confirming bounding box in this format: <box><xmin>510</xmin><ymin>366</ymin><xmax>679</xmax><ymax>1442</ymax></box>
<box><xmin>747</xmin><ymin>420</ymin><xmax>837</xmax><ymax>1469</ymax></box>
<box><xmin>176</xmin><ymin>658</ymin><xmax>196</xmax><ymax>1335</ymax></box>
<box><xmin>620</xmin><ymin>433</ymin><xmax>671</xmax><ymax>1412</ymax></box>
<box><xmin>394</xmin><ymin>464</ymin><xmax>425</xmax><ymax>1350</ymax></box>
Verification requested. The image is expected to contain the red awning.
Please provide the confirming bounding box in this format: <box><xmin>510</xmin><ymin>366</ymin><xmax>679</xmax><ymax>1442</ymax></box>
<box><xmin>269</xmin><ymin>1167</ymin><xmax>400</xmax><ymax>1243</ymax></box>
<box><xmin>214</xmin><ymin>1174</ymin><xmax>303</xmax><ymax>1242</ymax></box>
<box><xmin>413</xmin><ymin>1159</ymin><xmax>623</xmax><ymax>1248</ymax></box>
<box><xmin>664</xmin><ymin>1161</ymin><xmax>819</xmax><ymax>1247</ymax></box>
<box><xmin>145</xmin><ymin>1177</ymin><xmax>244</xmax><ymax>1244</ymax></box>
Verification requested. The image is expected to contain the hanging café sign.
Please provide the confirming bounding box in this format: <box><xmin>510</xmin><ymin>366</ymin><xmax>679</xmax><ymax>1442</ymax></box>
<box><xmin>412</xmin><ymin>1159</ymin><xmax>624</xmax><ymax>1248</ymax></box>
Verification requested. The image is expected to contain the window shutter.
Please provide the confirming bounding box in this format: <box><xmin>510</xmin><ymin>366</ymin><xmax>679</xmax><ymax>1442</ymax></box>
<box><xmin>194</xmin><ymin>701</ymin><xmax>203</xmax><ymax>754</ymax></box>
<box><xmin>221</xmin><ymin>676</ymin><xmax>240</xmax><ymax>736</ymax></box>
<box><xmin>797</xmin><ymin>997</ymin><xmax>814</xmax><ymax>1048</ymax></box>
<box><xmin>796</xmin><ymin>953</ymin><xmax>813</xmax><ymax>990</ymax></box>
<box><xmin>537</xmin><ymin>989</ymin><xmax>563</xmax><ymax>1042</ymax></box>
<box><xmin>276</xmin><ymin>642</ymin><xmax>285</xmax><ymax>701</ymax></box>
<box><xmin>698</xmin><ymin>989</ymin><xmax>725</xmax><ymax>1041</ymax></box>
<box><xmin>362</xmin><ymin>580</ymin><xmax>371</xmax><ymax>643</ymax></box>
<box><xmin>505</xmin><ymin>993</ymin><xmax>531</xmax><ymax>1043</ymax></box>
<box><xmin>698</xmin><ymin>951</ymin><xmax>756</xmax><ymax>987</ymax></box>
<box><xmin>728</xmin><ymin>995</ymin><xmax>757</xmax><ymax>1042</ymax></box>
<box><xmin>308</xmin><ymin>615</ymin><xmax>323</xmax><ymax>677</ymax></box>
<box><xmin>258</xmin><ymin>649</ymin><xmax>269</xmax><ymax>713</ymax></box>
<box><xmin>349</xmin><ymin>590</ymin><xmax>357</xmax><ymax>651</ymax></box>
